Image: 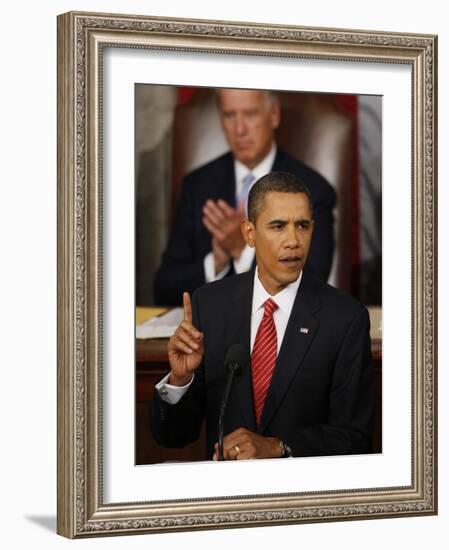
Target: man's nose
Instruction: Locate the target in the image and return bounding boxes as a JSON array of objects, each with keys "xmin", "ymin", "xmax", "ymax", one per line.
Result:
[
  {"xmin": 284, "ymin": 225, "xmax": 299, "ymax": 247},
  {"xmin": 234, "ymin": 114, "xmax": 246, "ymax": 135}
]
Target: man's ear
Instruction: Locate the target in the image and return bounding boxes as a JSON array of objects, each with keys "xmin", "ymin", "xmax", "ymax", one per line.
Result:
[{"xmin": 241, "ymin": 219, "xmax": 256, "ymax": 247}]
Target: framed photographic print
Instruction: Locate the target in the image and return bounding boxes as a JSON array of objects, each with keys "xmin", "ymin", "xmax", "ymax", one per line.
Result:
[
  {"xmin": 57, "ymin": 11, "xmax": 437, "ymax": 538},
  {"xmin": 134, "ymin": 83, "xmax": 383, "ymax": 465}
]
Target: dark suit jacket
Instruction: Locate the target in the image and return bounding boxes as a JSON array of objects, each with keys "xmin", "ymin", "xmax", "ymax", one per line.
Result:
[
  {"xmin": 153, "ymin": 150, "xmax": 336, "ymax": 306},
  {"xmin": 151, "ymin": 269, "xmax": 374, "ymax": 459}
]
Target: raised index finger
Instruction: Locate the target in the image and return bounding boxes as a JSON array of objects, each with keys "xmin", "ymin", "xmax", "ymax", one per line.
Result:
[{"xmin": 183, "ymin": 292, "xmax": 193, "ymax": 323}]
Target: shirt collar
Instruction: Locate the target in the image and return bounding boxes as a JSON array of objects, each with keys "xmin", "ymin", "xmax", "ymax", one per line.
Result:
[
  {"xmin": 234, "ymin": 143, "xmax": 277, "ymax": 188},
  {"xmin": 252, "ymin": 267, "xmax": 302, "ymax": 317}
]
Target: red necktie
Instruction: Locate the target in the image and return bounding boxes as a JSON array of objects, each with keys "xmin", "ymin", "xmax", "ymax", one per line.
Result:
[{"xmin": 251, "ymin": 298, "xmax": 278, "ymax": 425}]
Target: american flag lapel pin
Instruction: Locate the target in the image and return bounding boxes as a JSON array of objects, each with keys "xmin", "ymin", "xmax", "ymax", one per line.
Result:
[{"xmin": 300, "ymin": 327, "xmax": 309, "ymax": 334}]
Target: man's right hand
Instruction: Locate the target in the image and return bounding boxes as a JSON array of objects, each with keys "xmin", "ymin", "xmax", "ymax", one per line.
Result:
[
  {"xmin": 167, "ymin": 292, "xmax": 204, "ymax": 387},
  {"xmin": 202, "ymin": 199, "xmax": 246, "ymax": 260}
]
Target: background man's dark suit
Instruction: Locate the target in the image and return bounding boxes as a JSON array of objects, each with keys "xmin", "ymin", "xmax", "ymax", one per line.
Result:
[
  {"xmin": 151, "ymin": 268, "xmax": 374, "ymax": 459},
  {"xmin": 153, "ymin": 150, "xmax": 336, "ymax": 306}
]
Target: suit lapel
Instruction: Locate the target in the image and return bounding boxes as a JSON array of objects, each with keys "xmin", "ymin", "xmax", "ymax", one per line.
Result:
[
  {"xmin": 221, "ymin": 153, "xmax": 237, "ymax": 207},
  {"xmin": 258, "ymin": 272, "xmax": 322, "ymax": 433},
  {"xmin": 225, "ymin": 271, "xmax": 257, "ymax": 431},
  {"xmin": 271, "ymin": 149, "xmax": 285, "ymax": 172}
]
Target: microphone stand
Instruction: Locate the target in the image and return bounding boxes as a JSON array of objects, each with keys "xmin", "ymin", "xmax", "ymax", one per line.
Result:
[{"xmin": 218, "ymin": 363, "xmax": 239, "ymax": 461}]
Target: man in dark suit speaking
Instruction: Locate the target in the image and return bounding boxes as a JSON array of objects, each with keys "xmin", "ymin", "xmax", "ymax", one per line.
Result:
[
  {"xmin": 151, "ymin": 172, "xmax": 374, "ymax": 460},
  {"xmin": 153, "ymin": 89, "xmax": 336, "ymax": 306}
]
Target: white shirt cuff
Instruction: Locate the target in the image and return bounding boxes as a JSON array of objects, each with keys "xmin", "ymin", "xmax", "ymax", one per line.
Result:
[
  {"xmin": 203, "ymin": 252, "xmax": 231, "ymax": 282},
  {"xmin": 233, "ymin": 245, "xmax": 255, "ymax": 274},
  {"xmin": 155, "ymin": 372, "xmax": 195, "ymax": 405}
]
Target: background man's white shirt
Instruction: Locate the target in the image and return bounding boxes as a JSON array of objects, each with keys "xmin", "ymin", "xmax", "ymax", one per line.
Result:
[{"xmin": 203, "ymin": 145, "xmax": 277, "ymax": 281}]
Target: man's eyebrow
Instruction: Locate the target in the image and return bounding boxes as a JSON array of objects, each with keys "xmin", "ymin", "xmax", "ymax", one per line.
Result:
[
  {"xmin": 267, "ymin": 218, "xmax": 311, "ymax": 225},
  {"xmin": 267, "ymin": 218, "xmax": 287, "ymax": 226}
]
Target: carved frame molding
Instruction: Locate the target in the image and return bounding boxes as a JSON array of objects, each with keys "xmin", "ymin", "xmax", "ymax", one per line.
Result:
[{"xmin": 57, "ymin": 11, "xmax": 437, "ymax": 538}]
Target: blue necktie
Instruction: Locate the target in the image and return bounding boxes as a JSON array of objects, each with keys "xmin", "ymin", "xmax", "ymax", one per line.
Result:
[{"xmin": 238, "ymin": 173, "xmax": 256, "ymax": 213}]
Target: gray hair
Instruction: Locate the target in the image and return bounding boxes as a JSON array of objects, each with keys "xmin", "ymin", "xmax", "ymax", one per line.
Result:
[{"xmin": 215, "ymin": 88, "xmax": 279, "ymax": 109}]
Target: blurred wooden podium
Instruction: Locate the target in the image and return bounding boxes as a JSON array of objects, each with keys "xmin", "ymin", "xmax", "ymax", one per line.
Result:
[{"xmin": 136, "ymin": 307, "xmax": 382, "ymax": 465}]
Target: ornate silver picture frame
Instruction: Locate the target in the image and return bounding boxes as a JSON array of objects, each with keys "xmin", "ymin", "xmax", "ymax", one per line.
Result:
[{"xmin": 57, "ymin": 11, "xmax": 437, "ymax": 538}]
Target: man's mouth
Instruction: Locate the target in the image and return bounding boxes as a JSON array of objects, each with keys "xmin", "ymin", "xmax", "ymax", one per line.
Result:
[
  {"xmin": 279, "ymin": 256, "xmax": 302, "ymax": 266},
  {"xmin": 236, "ymin": 141, "xmax": 252, "ymax": 149}
]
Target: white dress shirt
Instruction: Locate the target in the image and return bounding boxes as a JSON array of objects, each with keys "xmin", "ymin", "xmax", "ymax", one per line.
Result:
[
  {"xmin": 156, "ymin": 268, "xmax": 303, "ymax": 403},
  {"xmin": 203, "ymin": 144, "xmax": 277, "ymax": 282},
  {"xmin": 250, "ymin": 268, "xmax": 302, "ymax": 354}
]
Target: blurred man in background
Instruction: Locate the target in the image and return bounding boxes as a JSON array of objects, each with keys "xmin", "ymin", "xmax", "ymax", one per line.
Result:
[{"xmin": 154, "ymin": 89, "xmax": 336, "ymax": 306}]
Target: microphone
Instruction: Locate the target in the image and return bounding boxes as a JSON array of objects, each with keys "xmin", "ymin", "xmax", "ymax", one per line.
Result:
[{"xmin": 218, "ymin": 344, "xmax": 247, "ymax": 461}]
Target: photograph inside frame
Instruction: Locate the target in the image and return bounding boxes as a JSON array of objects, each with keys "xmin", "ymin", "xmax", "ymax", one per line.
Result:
[{"xmin": 134, "ymin": 84, "xmax": 382, "ymax": 466}]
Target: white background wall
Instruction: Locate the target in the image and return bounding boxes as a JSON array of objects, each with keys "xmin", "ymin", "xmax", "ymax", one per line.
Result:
[{"xmin": 0, "ymin": 1, "xmax": 446, "ymax": 548}]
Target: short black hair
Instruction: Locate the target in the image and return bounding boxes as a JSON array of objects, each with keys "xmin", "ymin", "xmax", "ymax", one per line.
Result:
[{"xmin": 247, "ymin": 171, "xmax": 313, "ymax": 224}]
